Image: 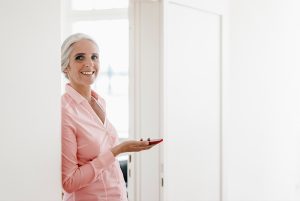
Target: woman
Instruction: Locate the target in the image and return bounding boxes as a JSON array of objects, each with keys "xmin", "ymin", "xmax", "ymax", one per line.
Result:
[{"xmin": 61, "ymin": 33, "xmax": 154, "ymax": 201}]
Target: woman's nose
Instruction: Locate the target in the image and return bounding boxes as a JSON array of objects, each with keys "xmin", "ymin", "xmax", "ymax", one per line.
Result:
[{"xmin": 84, "ymin": 59, "xmax": 94, "ymax": 67}]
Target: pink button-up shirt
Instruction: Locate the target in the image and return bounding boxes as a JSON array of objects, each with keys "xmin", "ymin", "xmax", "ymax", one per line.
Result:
[{"xmin": 61, "ymin": 84, "xmax": 127, "ymax": 201}]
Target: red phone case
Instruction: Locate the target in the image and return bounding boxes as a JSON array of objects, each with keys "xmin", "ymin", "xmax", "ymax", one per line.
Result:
[{"xmin": 148, "ymin": 138, "xmax": 163, "ymax": 145}]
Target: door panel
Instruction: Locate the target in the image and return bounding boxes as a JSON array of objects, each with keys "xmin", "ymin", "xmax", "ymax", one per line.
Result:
[{"xmin": 164, "ymin": 2, "xmax": 221, "ymax": 201}]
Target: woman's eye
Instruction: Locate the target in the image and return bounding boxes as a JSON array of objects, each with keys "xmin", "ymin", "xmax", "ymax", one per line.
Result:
[
  {"xmin": 91, "ymin": 55, "xmax": 98, "ymax": 60},
  {"xmin": 75, "ymin": 55, "xmax": 84, "ymax": 61}
]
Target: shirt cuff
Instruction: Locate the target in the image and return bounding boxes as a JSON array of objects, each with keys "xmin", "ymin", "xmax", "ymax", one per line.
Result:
[{"xmin": 90, "ymin": 150, "xmax": 116, "ymax": 175}]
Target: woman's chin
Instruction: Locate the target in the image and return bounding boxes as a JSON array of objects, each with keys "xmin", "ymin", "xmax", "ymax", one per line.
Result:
[
  {"xmin": 83, "ymin": 77, "xmax": 96, "ymax": 85},
  {"xmin": 86, "ymin": 80, "xmax": 95, "ymax": 85}
]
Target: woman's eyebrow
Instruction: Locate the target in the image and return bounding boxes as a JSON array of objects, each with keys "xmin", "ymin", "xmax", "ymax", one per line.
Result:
[
  {"xmin": 74, "ymin": 53, "xmax": 85, "ymax": 57},
  {"xmin": 74, "ymin": 53, "xmax": 98, "ymax": 56}
]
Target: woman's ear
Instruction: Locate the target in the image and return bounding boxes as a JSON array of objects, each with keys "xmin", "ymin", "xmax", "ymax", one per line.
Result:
[
  {"xmin": 63, "ymin": 67, "xmax": 69, "ymax": 79},
  {"xmin": 63, "ymin": 66, "xmax": 69, "ymax": 73},
  {"xmin": 63, "ymin": 67, "xmax": 69, "ymax": 78}
]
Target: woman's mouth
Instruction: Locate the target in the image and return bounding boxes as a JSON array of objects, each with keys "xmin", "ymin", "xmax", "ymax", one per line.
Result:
[{"xmin": 81, "ymin": 71, "xmax": 95, "ymax": 75}]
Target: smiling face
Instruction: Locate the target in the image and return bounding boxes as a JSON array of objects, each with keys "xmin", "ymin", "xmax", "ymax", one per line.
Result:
[{"xmin": 65, "ymin": 39, "xmax": 99, "ymax": 88}]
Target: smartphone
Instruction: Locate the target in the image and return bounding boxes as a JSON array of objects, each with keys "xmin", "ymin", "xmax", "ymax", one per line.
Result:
[{"xmin": 148, "ymin": 138, "xmax": 163, "ymax": 145}]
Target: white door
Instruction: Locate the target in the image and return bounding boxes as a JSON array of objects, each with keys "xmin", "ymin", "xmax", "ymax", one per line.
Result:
[{"xmin": 163, "ymin": 1, "xmax": 222, "ymax": 201}]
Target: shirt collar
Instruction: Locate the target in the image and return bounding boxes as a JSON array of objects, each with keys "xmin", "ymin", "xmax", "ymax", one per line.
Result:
[{"xmin": 65, "ymin": 84, "xmax": 99, "ymax": 104}]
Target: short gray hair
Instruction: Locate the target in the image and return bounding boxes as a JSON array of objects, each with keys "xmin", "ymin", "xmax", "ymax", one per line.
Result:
[{"xmin": 61, "ymin": 33, "xmax": 99, "ymax": 78}]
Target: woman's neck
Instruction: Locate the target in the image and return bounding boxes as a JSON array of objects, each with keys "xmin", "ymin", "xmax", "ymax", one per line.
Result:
[{"xmin": 70, "ymin": 82, "xmax": 92, "ymax": 102}]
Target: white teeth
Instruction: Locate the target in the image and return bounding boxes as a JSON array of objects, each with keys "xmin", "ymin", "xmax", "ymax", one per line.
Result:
[{"xmin": 81, "ymin": 71, "xmax": 94, "ymax": 75}]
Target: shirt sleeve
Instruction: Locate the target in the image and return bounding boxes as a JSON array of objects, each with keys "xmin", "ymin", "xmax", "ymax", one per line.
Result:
[{"xmin": 61, "ymin": 109, "xmax": 116, "ymax": 193}]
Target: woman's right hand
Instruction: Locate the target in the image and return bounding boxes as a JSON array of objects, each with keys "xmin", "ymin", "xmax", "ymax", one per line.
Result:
[{"xmin": 111, "ymin": 140, "xmax": 153, "ymax": 157}]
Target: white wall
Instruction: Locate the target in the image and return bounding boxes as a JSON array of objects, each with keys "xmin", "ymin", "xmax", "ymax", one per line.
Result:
[
  {"xmin": 0, "ymin": 0, "xmax": 61, "ymax": 200},
  {"xmin": 224, "ymin": 0, "xmax": 300, "ymax": 200}
]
